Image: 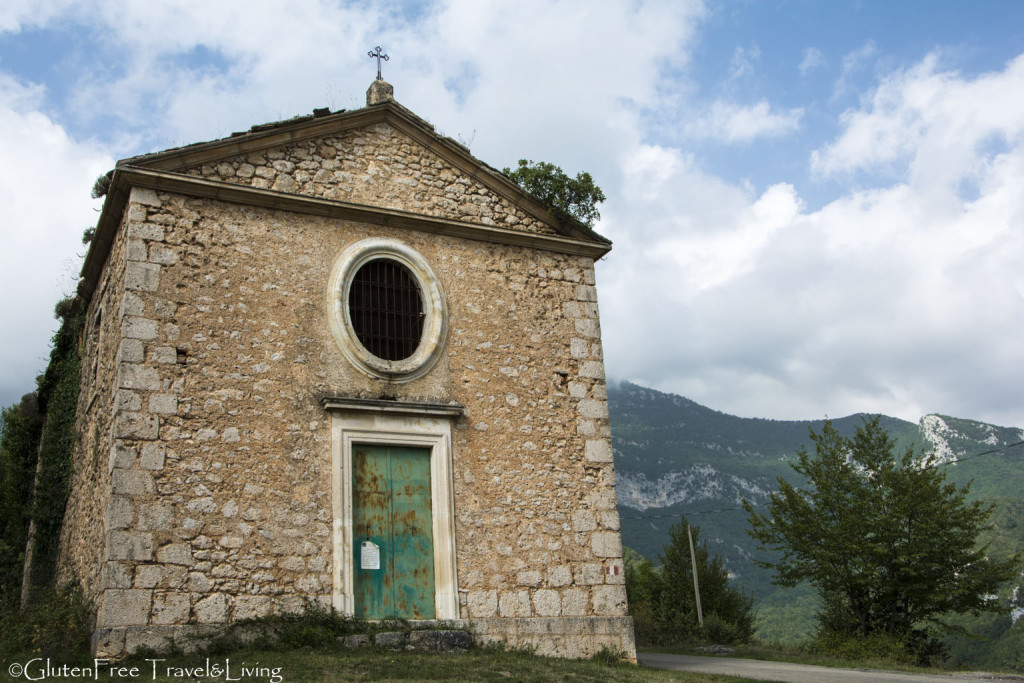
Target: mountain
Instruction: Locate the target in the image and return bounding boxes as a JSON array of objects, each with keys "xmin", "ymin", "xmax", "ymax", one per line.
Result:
[{"xmin": 609, "ymin": 381, "xmax": 1024, "ymax": 661}]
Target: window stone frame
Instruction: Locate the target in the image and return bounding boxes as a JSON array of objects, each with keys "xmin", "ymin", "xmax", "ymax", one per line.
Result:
[{"xmin": 328, "ymin": 238, "xmax": 446, "ymax": 382}]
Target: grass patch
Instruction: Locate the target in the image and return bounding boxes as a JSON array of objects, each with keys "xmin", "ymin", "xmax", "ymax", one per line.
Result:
[{"xmin": 113, "ymin": 646, "xmax": 752, "ymax": 683}]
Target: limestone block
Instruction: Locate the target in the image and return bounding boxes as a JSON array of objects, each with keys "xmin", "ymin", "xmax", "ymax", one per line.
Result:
[
  {"xmin": 115, "ymin": 390, "xmax": 142, "ymax": 413},
  {"xmin": 533, "ymin": 589, "xmax": 561, "ymax": 617},
  {"xmin": 105, "ymin": 562, "xmax": 132, "ymax": 589},
  {"xmin": 139, "ymin": 443, "xmax": 166, "ymax": 470},
  {"xmin": 574, "ymin": 285, "xmax": 598, "ymax": 302},
  {"xmin": 158, "ymin": 543, "xmax": 195, "ymax": 566},
  {"xmin": 194, "ymin": 593, "xmax": 229, "ymax": 623},
  {"xmin": 340, "ymin": 634, "xmax": 370, "ymax": 649},
  {"xmin": 113, "ymin": 411, "xmax": 157, "ymax": 438},
  {"xmin": 375, "ymin": 631, "xmax": 408, "ymax": 648},
  {"xmin": 588, "ymin": 489, "xmax": 618, "ymax": 510},
  {"xmin": 574, "ymin": 563, "xmax": 603, "ymax": 586},
  {"xmin": 592, "ymin": 532, "xmax": 623, "ymax": 558},
  {"xmin": 516, "ymin": 570, "xmax": 541, "ymax": 587},
  {"xmin": 567, "ymin": 382, "xmax": 587, "ymax": 399},
  {"xmin": 189, "ymin": 572, "xmax": 212, "ymax": 593},
  {"xmin": 98, "ymin": 589, "xmax": 152, "ymax": 627},
  {"xmin": 112, "ymin": 469, "xmax": 155, "ymax": 496},
  {"xmin": 105, "ymin": 496, "xmax": 135, "ymax": 530},
  {"xmin": 118, "ymin": 339, "xmax": 144, "ymax": 363},
  {"xmin": 148, "ymin": 394, "xmax": 178, "ymax": 415},
  {"xmin": 585, "ymin": 440, "xmax": 613, "ymax": 463},
  {"xmin": 560, "ymin": 588, "xmax": 588, "ymax": 617},
  {"xmin": 151, "ymin": 593, "xmax": 191, "ymax": 625},
  {"xmin": 118, "ymin": 363, "xmax": 161, "ymax": 390},
  {"xmin": 580, "ymin": 361, "xmax": 605, "ymax": 379},
  {"xmin": 130, "ymin": 187, "xmax": 161, "ymax": 207},
  {"xmin": 600, "ymin": 510, "xmax": 620, "ymax": 530},
  {"xmin": 128, "ymin": 222, "xmax": 165, "ymax": 241},
  {"xmin": 548, "ymin": 565, "xmax": 572, "ymax": 587},
  {"xmin": 107, "ymin": 531, "xmax": 154, "ymax": 561},
  {"xmin": 467, "ymin": 590, "xmax": 497, "ymax": 618},
  {"xmin": 125, "ymin": 262, "xmax": 161, "ymax": 292},
  {"xmin": 574, "ymin": 318, "xmax": 600, "ymax": 338},
  {"xmin": 233, "ymin": 595, "xmax": 273, "ymax": 620},
  {"xmin": 219, "ymin": 535, "xmax": 243, "ymax": 549},
  {"xmin": 126, "ymin": 239, "xmax": 148, "ymax": 262},
  {"xmin": 122, "ymin": 316, "xmax": 158, "ymax": 341},
  {"xmin": 408, "ymin": 630, "xmax": 472, "ymax": 653},
  {"xmin": 604, "ymin": 561, "xmax": 625, "ymax": 585},
  {"xmin": 151, "ymin": 346, "xmax": 178, "ymax": 364},
  {"xmin": 563, "ymin": 302, "xmax": 581, "ymax": 318},
  {"xmin": 272, "ymin": 175, "xmax": 297, "ymax": 193},
  {"xmin": 145, "ymin": 243, "xmax": 178, "ymax": 266},
  {"xmin": 186, "ymin": 498, "xmax": 217, "ymax": 513},
  {"xmin": 593, "ymin": 585, "xmax": 627, "ymax": 616},
  {"xmin": 572, "ymin": 510, "xmax": 596, "ymax": 532},
  {"xmin": 93, "ymin": 627, "xmax": 126, "ymax": 659},
  {"xmin": 138, "ymin": 502, "xmax": 172, "ymax": 531},
  {"xmin": 498, "ymin": 590, "xmax": 531, "ymax": 617},
  {"xmin": 579, "ymin": 399, "xmax": 609, "ymax": 421},
  {"xmin": 134, "ymin": 565, "xmax": 163, "ymax": 588}
]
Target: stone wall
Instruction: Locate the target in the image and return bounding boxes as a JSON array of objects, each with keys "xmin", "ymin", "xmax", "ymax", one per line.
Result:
[
  {"xmin": 184, "ymin": 122, "xmax": 556, "ymax": 236},
  {"xmin": 57, "ymin": 199, "xmax": 137, "ymax": 602}
]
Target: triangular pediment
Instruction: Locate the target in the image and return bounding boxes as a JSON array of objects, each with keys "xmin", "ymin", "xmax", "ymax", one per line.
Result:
[{"xmin": 118, "ymin": 102, "xmax": 608, "ymax": 245}]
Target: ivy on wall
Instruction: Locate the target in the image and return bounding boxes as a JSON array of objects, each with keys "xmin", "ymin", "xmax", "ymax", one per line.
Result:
[{"xmin": 0, "ymin": 298, "xmax": 83, "ymax": 605}]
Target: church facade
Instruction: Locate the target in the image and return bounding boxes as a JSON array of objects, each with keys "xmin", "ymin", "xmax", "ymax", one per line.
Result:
[{"xmin": 58, "ymin": 81, "xmax": 633, "ymax": 658}]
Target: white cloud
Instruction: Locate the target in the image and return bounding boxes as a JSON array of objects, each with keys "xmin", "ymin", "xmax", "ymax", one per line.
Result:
[
  {"xmin": 728, "ymin": 44, "xmax": 761, "ymax": 82},
  {"xmin": 0, "ymin": 1, "xmax": 1022, "ymax": 430},
  {"xmin": 799, "ymin": 47, "xmax": 825, "ymax": 76},
  {"xmin": 0, "ymin": 73, "xmax": 113, "ymax": 404},
  {"xmin": 602, "ymin": 51, "xmax": 1024, "ymax": 426},
  {"xmin": 831, "ymin": 40, "xmax": 878, "ymax": 102},
  {"xmin": 813, "ymin": 53, "xmax": 1024, "ymax": 188},
  {"xmin": 685, "ymin": 99, "xmax": 804, "ymax": 143}
]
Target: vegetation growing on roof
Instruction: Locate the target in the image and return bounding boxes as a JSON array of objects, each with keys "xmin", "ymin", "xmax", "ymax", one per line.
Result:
[{"xmin": 502, "ymin": 159, "xmax": 606, "ymax": 228}]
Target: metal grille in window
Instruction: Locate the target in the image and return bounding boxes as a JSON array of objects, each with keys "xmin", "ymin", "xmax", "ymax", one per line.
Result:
[{"xmin": 348, "ymin": 259, "xmax": 425, "ymax": 361}]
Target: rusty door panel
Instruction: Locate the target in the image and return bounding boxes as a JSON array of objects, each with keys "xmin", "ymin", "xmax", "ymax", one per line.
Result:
[{"xmin": 352, "ymin": 445, "xmax": 435, "ymax": 619}]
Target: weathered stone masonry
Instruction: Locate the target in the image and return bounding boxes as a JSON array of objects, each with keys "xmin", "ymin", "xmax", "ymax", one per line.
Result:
[{"xmin": 58, "ymin": 84, "xmax": 634, "ymax": 659}]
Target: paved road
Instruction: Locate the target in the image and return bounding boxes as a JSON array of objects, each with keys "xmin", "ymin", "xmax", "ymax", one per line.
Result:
[{"xmin": 638, "ymin": 653, "xmax": 1024, "ymax": 683}]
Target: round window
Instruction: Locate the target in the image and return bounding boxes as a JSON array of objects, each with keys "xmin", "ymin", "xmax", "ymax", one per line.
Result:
[
  {"xmin": 328, "ymin": 239, "xmax": 446, "ymax": 381},
  {"xmin": 348, "ymin": 258, "xmax": 424, "ymax": 361}
]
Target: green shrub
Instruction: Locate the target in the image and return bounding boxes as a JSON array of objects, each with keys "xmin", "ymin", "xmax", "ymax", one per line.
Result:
[
  {"xmin": 0, "ymin": 585, "xmax": 92, "ymax": 662},
  {"xmin": 810, "ymin": 627, "xmax": 946, "ymax": 667}
]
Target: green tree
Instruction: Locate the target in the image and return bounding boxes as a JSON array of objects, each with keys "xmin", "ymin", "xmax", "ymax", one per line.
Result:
[
  {"xmin": 656, "ymin": 518, "xmax": 755, "ymax": 644},
  {"xmin": 624, "ymin": 547, "xmax": 662, "ymax": 644},
  {"xmin": 0, "ymin": 394, "xmax": 43, "ymax": 606},
  {"xmin": 745, "ymin": 417, "xmax": 1019, "ymax": 654},
  {"xmin": 502, "ymin": 159, "xmax": 606, "ymax": 227}
]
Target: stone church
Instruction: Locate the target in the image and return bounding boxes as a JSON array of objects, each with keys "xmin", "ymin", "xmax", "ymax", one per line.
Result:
[{"xmin": 57, "ymin": 78, "xmax": 633, "ymax": 659}]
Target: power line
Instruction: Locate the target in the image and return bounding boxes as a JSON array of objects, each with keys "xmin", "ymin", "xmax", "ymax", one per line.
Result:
[{"xmin": 618, "ymin": 439, "xmax": 1024, "ymax": 521}]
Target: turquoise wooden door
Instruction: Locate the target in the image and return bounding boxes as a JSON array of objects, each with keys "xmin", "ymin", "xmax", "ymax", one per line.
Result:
[{"xmin": 352, "ymin": 445, "xmax": 436, "ymax": 619}]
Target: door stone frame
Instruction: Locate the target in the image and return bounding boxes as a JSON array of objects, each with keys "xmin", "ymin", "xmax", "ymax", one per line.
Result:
[{"xmin": 325, "ymin": 398, "xmax": 461, "ymax": 619}]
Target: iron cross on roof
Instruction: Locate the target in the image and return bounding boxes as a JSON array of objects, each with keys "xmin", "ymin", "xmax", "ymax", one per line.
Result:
[{"xmin": 368, "ymin": 46, "xmax": 389, "ymax": 81}]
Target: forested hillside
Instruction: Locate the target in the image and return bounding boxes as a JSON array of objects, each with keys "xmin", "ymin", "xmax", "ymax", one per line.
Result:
[{"xmin": 609, "ymin": 381, "xmax": 1024, "ymax": 669}]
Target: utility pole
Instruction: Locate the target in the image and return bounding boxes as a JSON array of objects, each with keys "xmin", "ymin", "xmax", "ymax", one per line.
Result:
[{"xmin": 688, "ymin": 524, "xmax": 704, "ymax": 626}]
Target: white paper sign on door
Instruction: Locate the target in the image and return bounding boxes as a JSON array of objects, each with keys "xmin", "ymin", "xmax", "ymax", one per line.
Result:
[{"xmin": 360, "ymin": 541, "xmax": 380, "ymax": 570}]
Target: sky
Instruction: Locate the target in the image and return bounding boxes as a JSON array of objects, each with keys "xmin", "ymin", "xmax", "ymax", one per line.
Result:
[{"xmin": 1, "ymin": 0, "xmax": 1022, "ymax": 428}]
